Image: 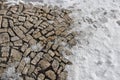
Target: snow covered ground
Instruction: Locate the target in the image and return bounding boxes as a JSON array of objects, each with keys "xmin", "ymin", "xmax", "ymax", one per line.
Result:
[{"xmin": 7, "ymin": 0, "xmax": 120, "ymax": 80}]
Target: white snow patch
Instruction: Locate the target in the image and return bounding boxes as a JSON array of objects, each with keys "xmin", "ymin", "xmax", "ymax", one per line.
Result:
[
  {"xmin": 1, "ymin": 66, "xmax": 21, "ymax": 80},
  {"xmin": 31, "ymin": 43, "xmax": 43, "ymax": 52},
  {"xmin": 23, "ymin": 57, "xmax": 30, "ymax": 63}
]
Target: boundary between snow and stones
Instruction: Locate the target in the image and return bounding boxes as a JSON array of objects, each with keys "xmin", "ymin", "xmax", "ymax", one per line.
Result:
[{"xmin": 0, "ymin": 0, "xmax": 77, "ymax": 80}]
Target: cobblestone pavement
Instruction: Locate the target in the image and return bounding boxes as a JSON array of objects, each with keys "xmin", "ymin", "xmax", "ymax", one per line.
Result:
[{"xmin": 0, "ymin": 0, "xmax": 76, "ymax": 80}]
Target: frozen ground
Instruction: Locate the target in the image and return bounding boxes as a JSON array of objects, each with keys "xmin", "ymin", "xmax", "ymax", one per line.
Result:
[{"xmin": 7, "ymin": 0, "xmax": 120, "ymax": 80}]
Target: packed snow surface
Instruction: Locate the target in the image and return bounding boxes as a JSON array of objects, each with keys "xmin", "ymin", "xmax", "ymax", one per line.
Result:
[{"xmin": 7, "ymin": 0, "xmax": 120, "ymax": 80}]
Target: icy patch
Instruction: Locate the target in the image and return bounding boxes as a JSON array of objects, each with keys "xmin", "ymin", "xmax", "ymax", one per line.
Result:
[
  {"xmin": 23, "ymin": 57, "xmax": 30, "ymax": 64},
  {"xmin": 31, "ymin": 43, "xmax": 43, "ymax": 52},
  {"xmin": 1, "ymin": 66, "xmax": 21, "ymax": 80}
]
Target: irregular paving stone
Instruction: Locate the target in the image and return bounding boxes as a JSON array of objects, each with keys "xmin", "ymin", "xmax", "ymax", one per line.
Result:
[
  {"xmin": 18, "ymin": 16, "xmax": 26, "ymax": 22},
  {"xmin": 2, "ymin": 18, "xmax": 8, "ymax": 28},
  {"xmin": 11, "ymin": 49, "xmax": 22, "ymax": 61},
  {"xmin": 31, "ymin": 52, "xmax": 43, "ymax": 65},
  {"xmin": 57, "ymin": 67, "xmax": 63, "ymax": 74},
  {"xmin": 39, "ymin": 59, "xmax": 50, "ymax": 70},
  {"xmin": 0, "ymin": 10, "xmax": 7, "ymax": 15},
  {"xmin": 13, "ymin": 27, "xmax": 25, "ymax": 38},
  {"xmin": 52, "ymin": 60, "xmax": 59, "ymax": 72},
  {"xmin": 46, "ymin": 31, "xmax": 55, "ymax": 37},
  {"xmin": 21, "ymin": 43, "xmax": 28, "ymax": 52},
  {"xmin": 43, "ymin": 54, "xmax": 53, "ymax": 62},
  {"xmin": 13, "ymin": 40, "xmax": 23, "ymax": 46},
  {"xmin": 45, "ymin": 70, "xmax": 56, "ymax": 80},
  {"xmin": 30, "ymin": 52, "xmax": 36, "ymax": 58},
  {"xmin": 0, "ymin": 28, "xmax": 7, "ymax": 33},
  {"xmin": 17, "ymin": 59, "xmax": 26, "ymax": 72},
  {"xmin": 64, "ymin": 49, "xmax": 72, "ymax": 55},
  {"xmin": 48, "ymin": 50, "xmax": 55, "ymax": 57},
  {"xmin": 28, "ymin": 65, "xmax": 35, "ymax": 74},
  {"xmin": 0, "ymin": 33, "xmax": 9, "ymax": 44},
  {"xmin": 0, "ymin": 1, "xmax": 76, "ymax": 80},
  {"xmin": 11, "ymin": 36, "xmax": 20, "ymax": 41},
  {"xmin": 0, "ymin": 16, "xmax": 2, "ymax": 28},
  {"xmin": 24, "ymin": 47, "xmax": 31, "ymax": 56},
  {"xmin": 25, "ymin": 76, "xmax": 34, "ymax": 80},
  {"xmin": 24, "ymin": 21, "xmax": 33, "ymax": 29},
  {"xmin": 68, "ymin": 39, "xmax": 77, "ymax": 46},
  {"xmin": 34, "ymin": 67, "xmax": 41, "ymax": 75},
  {"xmin": 38, "ymin": 73, "xmax": 45, "ymax": 80},
  {"xmin": 8, "ymin": 28, "xmax": 15, "ymax": 36},
  {"xmin": 33, "ymin": 32, "xmax": 41, "ymax": 39},
  {"xmin": 18, "ymin": 2, "xmax": 24, "ymax": 13},
  {"xmin": 58, "ymin": 71, "xmax": 68, "ymax": 80},
  {"xmin": 22, "ymin": 64, "xmax": 30, "ymax": 74},
  {"xmin": 19, "ymin": 26, "xmax": 27, "ymax": 33}
]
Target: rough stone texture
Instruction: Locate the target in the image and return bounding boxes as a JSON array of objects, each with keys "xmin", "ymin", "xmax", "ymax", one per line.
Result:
[
  {"xmin": 11, "ymin": 49, "xmax": 22, "ymax": 61},
  {"xmin": 59, "ymin": 71, "xmax": 68, "ymax": 80},
  {"xmin": 0, "ymin": 16, "xmax": 2, "ymax": 28},
  {"xmin": 45, "ymin": 70, "xmax": 56, "ymax": 80},
  {"xmin": 0, "ymin": 10, "xmax": 7, "ymax": 15},
  {"xmin": 0, "ymin": 33, "xmax": 9, "ymax": 44},
  {"xmin": 2, "ymin": 18, "xmax": 8, "ymax": 28},
  {"xmin": 52, "ymin": 60, "xmax": 59, "ymax": 72},
  {"xmin": 18, "ymin": 16, "xmax": 26, "ymax": 22},
  {"xmin": 39, "ymin": 59, "xmax": 50, "ymax": 69},
  {"xmin": 0, "ymin": 1, "xmax": 76, "ymax": 80},
  {"xmin": 38, "ymin": 73, "xmax": 45, "ymax": 80}
]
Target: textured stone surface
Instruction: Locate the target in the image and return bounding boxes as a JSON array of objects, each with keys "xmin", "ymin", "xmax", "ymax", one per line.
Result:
[
  {"xmin": 0, "ymin": 33, "xmax": 9, "ymax": 44},
  {"xmin": 0, "ymin": 1, "xmax": 76, "ymax": 80},
  {"xmin": 45, "ymin": 70, "xmax": 56, "ymax": 80},
  {"xmin": 39, "ymin": 59, "xmax": 50, "ymax": 69}
]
